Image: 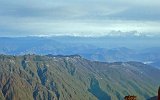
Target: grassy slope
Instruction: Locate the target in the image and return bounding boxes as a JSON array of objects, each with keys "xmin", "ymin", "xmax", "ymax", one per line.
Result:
[{"xmin": 0, "ymin": 55, "xmax": 159, "ymax": 100}]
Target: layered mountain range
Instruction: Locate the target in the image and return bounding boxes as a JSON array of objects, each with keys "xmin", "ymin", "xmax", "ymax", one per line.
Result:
[
  {"xmin": 0, "ymin": 36, "xmax": 160, "ymax": 69},
  {"xmin": 0, "ymin": 54, "xmax": 159, "ymax": 100}
]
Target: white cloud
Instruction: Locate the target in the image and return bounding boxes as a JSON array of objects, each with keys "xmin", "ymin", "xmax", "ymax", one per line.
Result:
[{"xmin": 0, "ymin": 0, "xmax": 160, "ymax": 36}]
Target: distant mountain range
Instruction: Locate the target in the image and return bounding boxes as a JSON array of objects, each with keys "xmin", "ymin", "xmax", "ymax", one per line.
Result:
[
  {"xmin": 0, "ymin": 36, "xmax": 160, "ymax": 69},
  {"xmin": 0, "ymin": 54, "xmax": 160, "ymax": 100}
]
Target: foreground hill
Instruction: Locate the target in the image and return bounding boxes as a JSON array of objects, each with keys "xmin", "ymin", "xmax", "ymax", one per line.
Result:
[{"xmin": 0, "ymin": 54, "xmax": 160, "ymax": 100}]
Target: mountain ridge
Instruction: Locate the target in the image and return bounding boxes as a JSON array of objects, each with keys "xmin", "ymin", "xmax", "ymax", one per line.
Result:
[
  {"xmin": 0, "ymin": 37, "xmax": 160, "ymax": 70},
  {"xmin": 0, "ymin": 54, "xmax": 160, "ymax": 100}
]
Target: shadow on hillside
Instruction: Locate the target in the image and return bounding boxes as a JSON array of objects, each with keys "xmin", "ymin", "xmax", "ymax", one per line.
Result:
[{"xmin": 88, "ymin": 78, "xmax": 111, "ymax": 100}]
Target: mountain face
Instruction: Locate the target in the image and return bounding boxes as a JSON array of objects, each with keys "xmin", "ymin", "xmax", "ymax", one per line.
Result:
[{"xmin": 0, "ymin": 54, "xmax": 160, "ymax": 100}]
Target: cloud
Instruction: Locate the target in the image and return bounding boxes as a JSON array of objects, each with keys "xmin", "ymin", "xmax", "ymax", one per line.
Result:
[
  {"xmin": 0, "ymin": 0, "xmax": 160, "ymax": 36},
  {"xmin": 108, "ymin": 6, "xmax": 160, "ymax": 21}
]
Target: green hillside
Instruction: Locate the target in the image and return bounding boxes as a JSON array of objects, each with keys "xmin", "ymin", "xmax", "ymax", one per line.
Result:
[{"xmin": 0, "ymin": 55, "xmax": 159, "ymax": 100}]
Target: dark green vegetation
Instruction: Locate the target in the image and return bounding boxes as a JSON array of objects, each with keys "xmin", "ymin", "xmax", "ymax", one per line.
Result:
[{"xmin": 0, "ymin": 54, "xmax": 160, "ymax": 100}]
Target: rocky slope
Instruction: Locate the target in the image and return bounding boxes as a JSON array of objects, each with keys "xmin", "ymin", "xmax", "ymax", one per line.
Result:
[{"xmin": 0, "ymin": 54, "xmax": 160, "ymax": 100}]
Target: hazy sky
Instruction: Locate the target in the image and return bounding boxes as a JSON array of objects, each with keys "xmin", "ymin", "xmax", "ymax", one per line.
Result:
[{"xmin": 0, "ymin": 0, "xmax": 160, "ymax": 37}]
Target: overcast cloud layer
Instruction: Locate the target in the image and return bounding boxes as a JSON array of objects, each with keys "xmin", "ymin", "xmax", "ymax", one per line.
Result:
[{"xmin": 0, "ymin": 0, "xmax": 160, "ymax": 37}]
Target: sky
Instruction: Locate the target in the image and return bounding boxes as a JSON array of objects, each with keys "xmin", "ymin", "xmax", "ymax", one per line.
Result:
[{"xmin": 0, "ymin": 0, "xmax": 160, "ymax": 37}]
